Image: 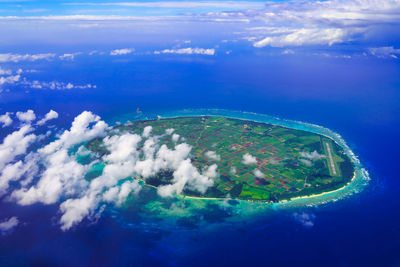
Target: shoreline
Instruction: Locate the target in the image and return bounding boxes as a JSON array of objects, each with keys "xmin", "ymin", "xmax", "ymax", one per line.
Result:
[
  {"xmin": 178, "ymin": 171, "xmax": 357, "ymax": 204},
  {"xmin": 284, "ymin": 171, "xmax": 357, "ymax": 203}
]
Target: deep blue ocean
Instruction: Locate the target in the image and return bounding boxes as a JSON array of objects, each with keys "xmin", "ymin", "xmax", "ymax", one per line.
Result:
[{"xmin": 0, "ymin": 53, "xmax": 399, "ymax": 266}]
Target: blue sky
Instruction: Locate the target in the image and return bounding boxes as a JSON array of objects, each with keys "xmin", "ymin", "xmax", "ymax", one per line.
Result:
[
  {"xmin": 0, "ymin": 0, "xmax": 399, "ymax": 54},
  {"xmin": 0, "ymin": 0, "xmax": 273, "ymax": 16},
  {"xmin": 1, "ymin": 0, "xmax": 399, "ymax": 112}
]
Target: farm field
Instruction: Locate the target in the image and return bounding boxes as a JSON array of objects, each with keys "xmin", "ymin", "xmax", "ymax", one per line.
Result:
[{"xmin": 87, "ymin": 116, "xmax": 355, "ymax": 202}]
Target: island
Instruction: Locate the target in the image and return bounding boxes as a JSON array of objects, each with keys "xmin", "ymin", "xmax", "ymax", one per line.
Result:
[{"xmin": 85, "ymin": 116, "xmax": 355, "ymax": 202}]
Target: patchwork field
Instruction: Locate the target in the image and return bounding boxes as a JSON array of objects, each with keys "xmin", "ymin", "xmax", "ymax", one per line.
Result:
[{"xmin": 86, "ymin": 116, "xmax": 355, "ymax": 202}]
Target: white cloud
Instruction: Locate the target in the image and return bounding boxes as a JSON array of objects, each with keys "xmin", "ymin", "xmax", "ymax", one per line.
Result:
[
  {"xmin": 16, "ymin": 109, "xmax": 36, "ymax": 123},
  {"xmin": 203, "ymin": 0, "xmax": 400, "ymax": 47},
  {"xmin": 110, "ymin": 48, "xmax": 134, "ymax": 56},
  {"xmin": 142, "ymin": 126, "xmax": 152, "ymax": 138},
  {"xmin": 299, "ymin": 150, "xmax": 325, "ymax": 161},
  {"xmin": 230, "ymin": 166, "xmax": 236, "ymax": 175},
  {"xmin": 203, "ymin": 163, "xmax": 218, "ymax": 179},
  {"xmin": 103, "ymin": 133, "xmax": 142, "ymax": 163},
  {"xmin": 293, "ymin": 212, "xmax": 316, "ymax": 227},
  {"xmin": 165, "ymin": 128, "xmax": 174, "ymax": 135},
  {"xmin": 157, "ymin": 158, "xmax": 214, "ymax": 197},
  {"xmin": 0, "ymin": 112, "xmax": 12, "ymax": 127},
  {"xmin": 11, "ymin": 111, "xmax": 108, "ymax": 206},
  {"xmin": 103, "ymin": 180, "xmax": 141, "ymax": 206},
  {"xmin": 253, "ymin": 168, "xmax": 264, "ymax": 178},
  {"xmin": 0, "ymin": 74, "xmax": 20, "ymax": 86},
  {"xmin": 299, "ymin": 158, "xmax": 312, "ymax": 167},
  {"xmin": 59, "ymin": 52, "xmax": 82, "ymax": 60},
  {"xmin": 253, "ymin": 28, "xmax": 347, "ymax": 48},
  {"xmin": 172, "ymin": 133, "xmax": 180, "ymax": 143},
  {"xmin": 0, "ymin": 67, "xmax": 88, "ymax": 93},
  {"xmin": 0, "ymin": 110, "xmax": 218, "ymax": 230},
  {"xmin": 155, "ymin": 47, "xmax": 215, "ymax": 55},
  {"xmin": 0, "ymin": 68, "xmax": 12, "ymax": 75},
  {"xmin": 59, "ymin": 194, "xmax": 97, "ymax": 231},
  {"xmin": 368, "ymin": 46, "xmax": 400, "ymax": 59},
  {"xmin": 41, "ymin": 111, "xmax": 108, "ymax": 155},
  {"xmin": 37, "ymin": 110, "xmax": 59, "ymax": 126},
  {"xmin": 0, "ymin": 217, "xmax": 19, "ymax": 234},
  {"xmin": 205, "ymin": 150, "xmax": 220, "ymax": 161},
  {"xmin": 0, "ymin": 53, "xmax": 55, "ymax": 63},
  {"xmin": 242, "ymin": 153, "xmax": 257, "ymax": 165},
  {"xmin": 0, "ymin": 124, "xmax": 36, "ymax": 170},
  {"xmin": 0, "ymin": 153, "xmax": 39, "ymax": 196},
  {"xmin": 22, "ymin": 79, "xmax": 96, "ymax": 90},
  {"xmin": 282, "ymin": 49, "xmax": 295, "ymax": 55}
]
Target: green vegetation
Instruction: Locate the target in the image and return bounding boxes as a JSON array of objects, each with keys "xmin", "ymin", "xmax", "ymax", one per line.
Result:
[{"xmin": 86, "ymin": 116, "xmax": 355, "ymax": 202}]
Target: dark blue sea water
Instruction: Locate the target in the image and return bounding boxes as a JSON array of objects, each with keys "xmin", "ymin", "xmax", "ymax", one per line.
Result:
[{"xmin": 0, "ymin": 54, "xmax": 399, "ymax": 266}]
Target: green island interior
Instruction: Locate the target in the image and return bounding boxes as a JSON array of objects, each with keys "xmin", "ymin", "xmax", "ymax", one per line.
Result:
[{"xmin": 86, "ymin": 116, "xmax": 355, "ymax": 202}]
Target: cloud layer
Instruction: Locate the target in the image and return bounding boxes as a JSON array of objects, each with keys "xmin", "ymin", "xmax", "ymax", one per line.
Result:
[
  {"xmin": 0, "ymin": 217, "xmax": 19, "ymax": 235},
  {"xmin": 155, "ymin": 47, "xmax": 215, "ymax": 55},
  {"xmin": 0, "ymin": 110, "xmax": 217, "ymax": 230}
]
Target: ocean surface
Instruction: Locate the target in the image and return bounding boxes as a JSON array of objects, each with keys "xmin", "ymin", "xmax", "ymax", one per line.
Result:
[{"xmin": 0, "ymin": 55, "xmax": 399, "ymax": 266}]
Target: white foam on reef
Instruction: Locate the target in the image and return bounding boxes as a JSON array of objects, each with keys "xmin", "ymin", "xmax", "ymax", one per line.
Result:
[{"xmin": 110, "ymin": 108, "xmax": 370, "ymax": 209}]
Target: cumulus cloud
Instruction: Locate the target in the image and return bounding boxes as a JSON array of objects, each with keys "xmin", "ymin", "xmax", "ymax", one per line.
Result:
[
  {"xmin": 0, "ymin": 122, "xmax": 39, "ymax": 196},
  {"xmin": 253, "ymin": 28, "xmax": 347, "ymax": 48},
  {"xmin": 0, "ymin": 124, "xmax": 36, "ymax": 170},
  {"xmin": 172, "ymin": 133, "xmax": 180, "ymax": 143},
  {"xmin": 282, "ymin": 49, "xmax": 295, "ymax": 55},
  {"xmin": 22, "ymin": 80, "xmax": 96, "ymax": 90},
  {"xmin": 205, "ymin": 150, "xmax": 221, "ymax": 161},
  {"xmin": 0, "ymin": 112, "xmax": 12, "ymax": 127},
  {"xmin": 293, "ymin": 212, "xmax": 316, "ymax": 227},
  {"xmin": 110, "ymin": 48, "xmax": 134, "ymax": 56},
  {"xmin": 42, "ymin": 111, "xmax": 108, "ymax": 155},
  {"xmin": 16, "ymin": 110, "xmax": 36, "ymax": 123},
  {"xmin": 0, "ymin": 110, "xmax": 219, "ymax": 230},
  {"xmin": 253, "ymin": 168, "xmax": 264, "ymax": 178},
  {"xmin": 157, "ymin": 159, "xmax": 214, "ymax": 197},
  {"xmin": 299, "ymin": 150, "xmax": 325, "ymax": 161},
  {"xmin": 155, "ymin": 47, "xmax": 215, "ymax": 55},
  {"xmin": 142, "ymin": 126, "xmax": 152, "ymax": 138},
  {"xmin": 59, "ymin": 52, "xmax": 82, "ymax": 60},
  {"xmin": 103, "ymin": 180, "xmax": 141, "ymax": 206},
  {"xmin": 0, "ymin": 74, "xmax": 20, "ymax": 86},
  {"xmin": 0, "ymin": 53, "xmax": 55, "ymax": 63},
  {"xmin": 0, "ymin": 153, "xmax": 39, "ymax": 196},
  {"xmin": 0, "ymin": 68, "xmax": 12, "ymax": 75},
  {"xmin": 203, "ymin": 0, "xmax": 400, "ymax": 47},
  {"xmin": 37, "ymin": 110, "xmax": 59, "ymax": 126},
  {"xmin": 242, "ymin": 153, "xmax": 257, "ymax": 165},
  {"xmin": 299, "ymin": 158, "xmax": 312, "ymax": 167},
  {"xmin": 368, "ymin": 46, "xmax": 400, "ymax": 59},
  {"xmin": 203, "ymin": 164, "xmax": 218, "ymax": 179},
  {"xmin": 11, "ymin": 111, "xmax": 108, "ymax": 206},
  {"xmin": 0, "ymin": 217, "xmax": 19, "ymax": 234},
  {"xmin": 0, "ymin": 70, "xmax": 90, "ymax": 92},
  {"xmin": 165, "ymin": 128, "xmax": 174, "ymax": 135}
]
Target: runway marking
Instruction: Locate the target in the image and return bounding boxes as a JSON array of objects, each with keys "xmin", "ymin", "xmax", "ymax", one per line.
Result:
[{"xmin": 325, "ymin": 142, "xmax": 337, "ymax": 176}]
